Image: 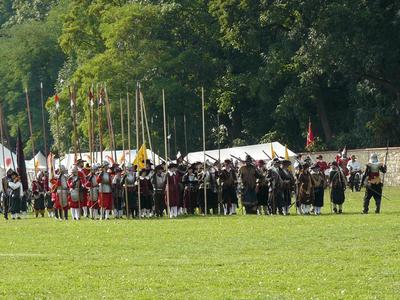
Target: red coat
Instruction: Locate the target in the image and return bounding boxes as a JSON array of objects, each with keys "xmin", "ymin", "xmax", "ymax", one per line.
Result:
[{"xmin": 164, "ymin": 172, "xmax": 180, "ymax": 207}]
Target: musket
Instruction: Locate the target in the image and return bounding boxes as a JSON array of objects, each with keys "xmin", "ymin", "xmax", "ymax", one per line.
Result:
[
  {"xmin": 205, "ymin": 153, "xmax": 218, "ymax": 162},
  {"xmin": 262, "ymin": 150, "xmax": 272, "ymax": 160},
  {"xmin": 363, "ymin": 184, "xmax": 391, "ymax": 201},
  {"xmin": 230, "ymin": 154, "xmax": 244, "ymax": 163},
  {"xmin": 382, "ymin": 140, "xmax": 389, "ymax": 186}
]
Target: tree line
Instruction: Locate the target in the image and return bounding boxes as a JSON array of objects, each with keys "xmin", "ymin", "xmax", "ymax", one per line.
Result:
[{"xmin": 0, "ymin": 0, "xmax": 399, "ymax": 159}]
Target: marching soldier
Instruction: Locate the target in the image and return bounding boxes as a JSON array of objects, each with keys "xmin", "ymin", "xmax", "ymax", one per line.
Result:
[
  {"xmin": 138, "ymin": 169, "xmax": 153, "ymax": 218},
  {"xmin": 8, "ymin": 170, "xmax": 23, "ymax": 220},
  {"xmin": 239, "ymin": 155, "xmax": 262, "ymax": 214},
  {"xmin": 165, "ymin": 163, "xmax": 180, "ymax": 218},
  {"xmin": 279, "ymin": 159, "xmax": 295, "ymax": 215},
  {"xmin": 151, "ymin": 164, "xmax": 165, "ymax": 217},
  {"xmin": 219, "ymin": 159, "xmax": 238, "ymax": 215},
  {"xmin": 361, "ymin": 153, "xmax": 387, "ymax": 214},
  {"xmin": 310, "ymin": 163, "xmax": 326, "ymax": 215},
  {"xmin": 297, "ymin": 162, "xmax": 314, "ymax": 215},
  {"xmin": 182, "ymin": 165, "xmax": 198, "ymax": 215},
  {"xmin": 329, "ymin": 161, "xmax": 347, "ymax": 214},
  {"xmin": 68, "ymin": 165, "xmax": 84, "ymax": 220},
  {"xmin": 40, "ymin": 170, "xmax": 54, "ymax": 218},
  {"xmin": 85, "ymin": 163, "xmax": 100, "ymax": 219},
  {"xmin": 255, "ymin": 160, "xmax": 268, "ymax": 215},
  {"xmin": 267, "ymin": 158, "xmax": 283, "ymax": 215},
  {"xmin": 77, "ymin": 160, "xmax": 90, "ymax": 218},
  {"xmin": 122, "ymin": 163, "xmax": 137, "ymax": 218},
  {"xmin": 97, "ymin": 161, "xmax": 113, "ymax": 220},
  {"xmin": 54, "ymin": 166, "xmax": 69, "ymax": 220},
  {"xmin": 1, "ymin": 168, "xmax": 13, "ymax": 220},
  {"xmin": 112, "ymin": 166, "xmax": 124, "ymax": 219},
  {"xmin": 32, "ymin": 172, "xmax": 45, "ymax": 217}
]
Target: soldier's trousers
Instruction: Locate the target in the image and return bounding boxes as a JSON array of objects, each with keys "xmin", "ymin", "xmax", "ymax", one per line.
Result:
[{"xmin": 363, "ymin": 184, "xmax": 382, "ymax": 213}]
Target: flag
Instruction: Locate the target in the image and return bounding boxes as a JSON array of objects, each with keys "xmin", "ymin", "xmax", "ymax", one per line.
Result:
[
  {"xmin": 285, "ymin": 145, "xmax": 292, "ymax": 172},
  {"xmin": 270, "ymin": 143, "xmax": 276, "ymax": 159},
  {"xmin": 306, "ymin": 119, "xmax": 314, "ymax": 148},
  {"xmin": 54, "ymin": 94, "xmax": 60, "ymax": 109},
  {"xmin": 16, "ymin": 127, "xmax": 28, "ymax": 191},
  {"xmin": 34, "ymin": 159, "xmax": 39, "ymax": 173},
  {"xmin": 99, "ymin": 87, "xmax": 105, "ymax": 106},
  {"xmin": 133, "ymin": 143, "xmax": 147, "ymax": 170},
  {"xmin": 119, "ymin": 151, "xmax": 126, "ymax": 164}
]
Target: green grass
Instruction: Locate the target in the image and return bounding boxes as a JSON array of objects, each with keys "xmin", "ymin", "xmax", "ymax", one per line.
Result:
[{"xmin": 0, "ymin": 188, "xmax": 399, "ymax": 299}]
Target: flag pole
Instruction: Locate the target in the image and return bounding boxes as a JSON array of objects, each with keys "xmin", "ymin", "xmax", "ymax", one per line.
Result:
[
  {"xmin": 25, "ymin": 87, "xmax": 37, "ymax": 178},
  {"xmin": 40, "ymin": 82, "xmax": 48, "ymax": 169},
  {"xmin": 0, "ymin": 103, "xmax": 6, "ymax": 171},
  {"xmin": 136, "ymin": 82, "xmax": 141, "ymax": 218},
  {"xmin": 163, "ymin": 89, "xmax": 170, "ymax": 217},
  {"xmin": 127, "ymin": 87, "xmax": 131, "ymax": 162},
  {"xmin": 202, "ymin": 87, "xmax": 207, "ymax": 215}
]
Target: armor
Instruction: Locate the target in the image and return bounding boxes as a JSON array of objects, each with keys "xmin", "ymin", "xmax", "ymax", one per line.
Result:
[
  {"xmin": 69, "ymin": 175, "xmax": 81, "ymax": 202},
  {"xmin": 99, "ymin": 172, "xmax": 112, "ymax": 193},
  {"xmin": 57, "ymin": 174, "xmax": 68, "ymax": 206}
]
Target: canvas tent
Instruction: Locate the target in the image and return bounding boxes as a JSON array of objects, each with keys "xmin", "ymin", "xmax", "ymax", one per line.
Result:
[
  {"xmin": 185, "ymin": 142, "xmax": 296, "ymax": 163},
  {"xmin": 26, "ymin": 151, "xmax": 47, "ymax": 171},
  {"xmin": 56, "ymin": 149, "xmax": 164, "ymax": 170}
]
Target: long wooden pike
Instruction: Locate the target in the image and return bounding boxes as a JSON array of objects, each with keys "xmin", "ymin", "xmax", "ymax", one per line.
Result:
[
  {"xmin": 98, "ymin": 84, "xmax": 104, "ymax": 163},
  {"xmin": 69, "ymin": 85, "xmax": 78, "ymax": 163},
  {"xmin": 88, "ymin": 85, "xmax": 94, "ymax": 165},
  {"xmin": 127, "ymin": 87, "xmax": 131, "ymax": 162},
  {"xmin": 163, "ymin": 89, "xmax": 170, "ymax": 217},
  {"xmin": 120, "ymin": 95, "xmax": 129, "ymax": 218},
  {"xmin": 104, "ymin": 84, "xmax": 117, "ymax": 163},
  {"xmin": 140, "ymin": 90, "xmax": 155, "ymax": 164},
  {"xmin": 25, "ymin": 87, "xmax": 37, "ymax": 177},
  {"xmin": 202, "ymin": 87, "xmax": 207, "ymax": 215},
  {"xmin": 0, "ymin": 102, "xmax": 6, "ymax": 171},
  {"xmin": 40, "ymin": 82, "xmax": 48, "ymax": 169},
  {"xmin": 136, "ymin": 82, "xmax": 141, "ymax": 218}
]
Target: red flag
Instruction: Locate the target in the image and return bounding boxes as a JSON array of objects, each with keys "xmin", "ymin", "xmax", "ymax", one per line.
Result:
[
  {"xmin": 306, "ymin": 119, "xmax": 314, "ymax": 147},
  {"xmin": 54, "ymin": 94, "xmax": 60, "ymax": 109}
]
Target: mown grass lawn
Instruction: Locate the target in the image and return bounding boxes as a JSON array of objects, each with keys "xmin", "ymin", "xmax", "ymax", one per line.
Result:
[{"xmin": 0, "ymin": 187, "xmax": 399, "ymax": 299}]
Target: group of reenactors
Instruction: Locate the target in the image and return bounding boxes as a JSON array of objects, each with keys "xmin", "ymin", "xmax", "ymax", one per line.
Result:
[{"xmin": 0, "ymin": 148, "xmax": 387, "ymax": 220}]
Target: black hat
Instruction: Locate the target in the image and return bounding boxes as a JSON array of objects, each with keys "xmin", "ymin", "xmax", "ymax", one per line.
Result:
[
  {"xmin": 245, "ymin": 155, "xmax": 252, "ymax": 163},
  {"xmin": 142, "ymin": 159, "xmax": 153, "ymax": 165},
  {"xmin": 155, "ymin": 164, "xmax": 164, "ymax": 171},
  {"xmin": 139, "ymin": 169, "xmax": 148, "ymax": 175},
  {"xmin": 77, "ymin": 158, "xmax": 86, "ymax": 164},
  {"xmin": 168, "ymin": 163, "xmax": 178, "ymax": 169}
]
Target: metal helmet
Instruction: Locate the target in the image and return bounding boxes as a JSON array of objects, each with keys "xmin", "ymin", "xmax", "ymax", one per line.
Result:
[
  {"xmin": 60, "ymin": 165, "xmax": 67, "ymax": 173},
  {"xmin": 370, "ymin": 153, "xmax": 378, "ymax": 163},
  {"xmin": 71, "ymin": 166, "xmax": 78, "ymax": 174},
  {"xmin": 102, "ymin": 161, "xmax": 110, "ymax": 168}
]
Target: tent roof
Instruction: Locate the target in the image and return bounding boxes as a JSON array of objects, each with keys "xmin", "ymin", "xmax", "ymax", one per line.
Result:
[
  {"xmin": 185, "ymin": 142, "xmax": 296, "ymax": 163},
  {"xmin": 26, "ymin": 151, "xmax": 47, "ymax": 170}
]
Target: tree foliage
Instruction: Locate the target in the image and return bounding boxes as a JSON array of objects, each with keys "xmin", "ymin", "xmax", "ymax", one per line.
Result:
[{"xmin": 0, "ymin": 0, "xmax": 399, "ymax": 159}]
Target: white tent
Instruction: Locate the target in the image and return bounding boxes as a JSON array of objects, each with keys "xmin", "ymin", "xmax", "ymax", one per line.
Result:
[
  {"xmin": 26, "ymin": 151, "xmax": 47, "ymax": 171},
  {"xmin": 56, "ymin": 149, "xmax": 164, "ymax": 170},
  {"xmin": 185, "ymin": 142, "xmax": 297, "ymax": 163}
]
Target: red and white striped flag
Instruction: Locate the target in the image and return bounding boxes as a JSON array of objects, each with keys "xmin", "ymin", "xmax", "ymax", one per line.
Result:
[{"xmin": 54, "ymin": 94, "xmax": 60, "ymax": 109}]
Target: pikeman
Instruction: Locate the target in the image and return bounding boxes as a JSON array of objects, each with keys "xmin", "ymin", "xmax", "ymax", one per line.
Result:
[
  {"xmin": 97, "ymin": 161, "xmax": 113, "ymax": 220},
  {"xmin": 255, "ymin": 160, "xmax": 268, "ymax": 215},
  {"xmin": 176, "ymin": 155, "xmax": 187, "ymax": 215},
  {"xmin": 165, "ymin": 163, "xmax": 180, "ymax": 218},
  {"xmin": 112, "ymin": 166, "xmax": 124, "ymax": 219},
  {"xmin": 77, "ymin": 159, "xmax": 90, "ymax": 218},
  {"xmin": 219, "ymin": 159, "xmax": 238, "ymax": 215},
  {"xmin": 41, "ymin": 170, "xmax": 54, "ymax": 218},
  {"xmin": 239, "ymin": 155, "xmax": 262, "ymax": 214},
  {"xmin": 31, "ymin": 171, "xmax": 46, "ymax": 218},
  {"xmin": 122, "ymin": 163, "xmax": 137, "ymax": 218},
  {"xmin": 310, "ymin": 163, "xmax": 326, "ymax": 215},
  {"xmin": 182, "ymin": 164, "xmax": 199, "ymax": 215},
  {"xmin": 8, "ymin": 170, "xmax": 23, "ymax": 220},
  {"xmin": 138, "ymin": 168, "xmax": 153, "ymax": 218},
  {"xmin": 329, "ymin": 161, "xmax": 347, "ymax": 214},
  {"xmin": 279, "ymin": 159, "xmax": 295, "ymax": 215},
  {"xmin": 68, "ymin": 165, "xmax": 84, "ymax": 220},
  {"xmin": 361, "ymin": 153, "xmax": 387, "ymax": 214},
  {"xmin": 85, "ymin": 163, "xmax": 100, "ymax": 219},
  {"xmin": 54, "ymin": 165, "xmax": 69, "ymax": 220},
  {"xmin": 151, "ymin": 164, "xmax": 165, "ymax": 217}
]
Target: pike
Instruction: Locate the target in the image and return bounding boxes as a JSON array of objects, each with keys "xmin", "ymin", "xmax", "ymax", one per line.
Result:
[
  {"xmin": 40, "ymin": 82, "xmax": 48, "ymax": 169},
  {"xmin": 69, "ymin": 85, "xmax": 79, "ymax": 163},
  {"xmin": 136, "ymin": 82, "xmax": 141, "ymax": 218},
  {"xmin": 201, "ymin": 87, "xmax": 207, "ymax": 215},
  {"xmin": 88, "ymin": 85, "xmax": 94, "ymax": 164},
  {"xmin": 120, "ymin": 95, "xmax": 129, "ymax": 218},
  {"xmin": 140, "ymin": 90, "xmax": 155, "ymax": 168},
  {"xmin": 98, "ymin": 84, "xmax": 104, "ymax": 218},
  {"xmin": 262, "ymin": 150, "xmax": 272, "ymax": 160},
  {"xmin": 0, "ymin": 102, "xmax": 6, "ymax": 171},
  {"xmin": 104, "ymin": 84, "xmax": 117, "ymax": 163},
  {"xmin": 25, "ymin": 87, "xmax": 37, "ymax": 177},
  {"xmin": 55, "ymin": 93, "xmax": 63, "ymax": 219},
  {"xmin": 127, "ymin": 87, "xmax": 131, "ymax": 162},
  {"xmin": 162, "ymin": 89, "xmax": 170, "ymax": 217}
]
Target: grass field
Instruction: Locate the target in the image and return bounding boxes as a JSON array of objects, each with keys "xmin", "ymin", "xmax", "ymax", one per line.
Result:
[{"xmin": 0, "ymin": 188, "xmax": 399, "ymax": 299}]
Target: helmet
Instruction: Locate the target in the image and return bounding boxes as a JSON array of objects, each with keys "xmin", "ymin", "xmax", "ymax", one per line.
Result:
[
  {"xmin": 369, "ymin": 153, "xmax": 378, "ymax": 163},
  {"xmin": 71, "ymin": 166, "xmax": 78, "ymax": 174}
]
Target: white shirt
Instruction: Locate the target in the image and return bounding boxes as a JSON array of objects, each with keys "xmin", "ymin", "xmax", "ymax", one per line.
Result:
[{"xmin": 347, "ymin": 160, "xmax": 361, "ymax": 172}]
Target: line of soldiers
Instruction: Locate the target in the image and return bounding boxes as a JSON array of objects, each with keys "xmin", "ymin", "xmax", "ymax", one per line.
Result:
[{"xmin": 0, "ymin": 150, "xmax": 387, "ymax": 220}]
